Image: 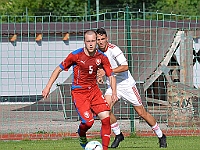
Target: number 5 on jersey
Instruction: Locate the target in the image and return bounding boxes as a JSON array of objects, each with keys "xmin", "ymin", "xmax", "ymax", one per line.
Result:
[{"xmin": 89, "ymin": 66, "xmax": 93, "ymax": 74}]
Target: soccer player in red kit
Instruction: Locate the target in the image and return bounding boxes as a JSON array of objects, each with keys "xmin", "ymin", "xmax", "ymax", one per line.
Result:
[{"xmin": 42, "ymin": 30, "xmax": 118, "ymax": 150}]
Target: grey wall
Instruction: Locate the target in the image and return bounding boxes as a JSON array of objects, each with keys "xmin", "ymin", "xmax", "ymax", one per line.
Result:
[{"xmin": 0, "ymin": 40, "xmax": 84, "ymax": 96}]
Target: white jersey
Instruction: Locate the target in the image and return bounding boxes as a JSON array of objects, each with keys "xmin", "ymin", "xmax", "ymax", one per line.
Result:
[{"xmin": 104, "ymin": 43, "xmax": 136, "ymax": 88}]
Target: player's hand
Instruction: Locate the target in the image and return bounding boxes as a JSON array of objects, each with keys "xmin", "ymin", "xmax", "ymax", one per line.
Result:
[
  {"xmin": 42, "ymin": 87, "xmax": 50, "ymax": 99},
  {"xmin": 111, "ymin": 94, "xmax": 118, "ymax": 103},
  {"xmin": 97, "ymin": 77, "xmax": 104, "ymax": 84},
  {"xmin": 97, "ymin": 68, "xmax": 105, "ymax": 78}
]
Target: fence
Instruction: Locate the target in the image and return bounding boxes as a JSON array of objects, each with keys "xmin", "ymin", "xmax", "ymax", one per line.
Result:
[{"xmin": 1, "ymin": 9, "xmax": 200, "ymax": 140}]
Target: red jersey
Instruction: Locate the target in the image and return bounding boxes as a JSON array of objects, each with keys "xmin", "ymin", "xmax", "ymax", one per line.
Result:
[{"xmin": 59, "ymin": 48, "xmax": 113, "ymax": 90}]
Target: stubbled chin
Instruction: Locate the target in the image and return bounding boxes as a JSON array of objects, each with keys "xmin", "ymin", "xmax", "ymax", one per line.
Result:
[{"xmin": 100, "ymin": 46, "xmax": 105, "ymax": 49}]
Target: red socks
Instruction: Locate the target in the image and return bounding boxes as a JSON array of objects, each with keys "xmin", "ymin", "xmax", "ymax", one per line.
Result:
[
  {"xmin": 101, "ymin": 117, "xmax": 111, "ymax": 150},
  {"xmin": 78, "ymin": 117, "xmax": 111, "ymax": 150},
  {"xmin": 78, "ymin": 121, "xmax": 94, "ymax": 136}
]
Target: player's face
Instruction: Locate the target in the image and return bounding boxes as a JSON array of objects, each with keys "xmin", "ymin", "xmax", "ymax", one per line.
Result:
[
  {"xmin": 97, "ymin": 34, "xmax": 108, "ymax": 52},
  {"xmin": 84, "ymin": 33, "xmax": 97, "ymax": 54}
]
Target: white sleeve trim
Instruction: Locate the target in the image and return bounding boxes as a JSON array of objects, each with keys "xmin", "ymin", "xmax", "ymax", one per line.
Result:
[{"xmin": 121, "ymin": 61, "xmax": 128, "ymax": 65}]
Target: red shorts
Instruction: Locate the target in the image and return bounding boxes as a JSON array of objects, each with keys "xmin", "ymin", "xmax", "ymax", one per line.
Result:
[{"xmin": 71, "ymin": 85, "xmax": 110, "ymax": 123}]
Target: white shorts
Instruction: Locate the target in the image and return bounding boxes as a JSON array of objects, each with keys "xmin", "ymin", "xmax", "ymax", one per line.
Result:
[{"xmin": 105, "ymin": 84, "xmax": 143, "ymax": 106}]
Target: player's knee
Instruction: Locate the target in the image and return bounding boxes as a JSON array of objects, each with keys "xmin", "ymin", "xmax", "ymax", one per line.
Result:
[
  {"xmin": 85, "ymin": 119, "xmax": 94, "ymax": 128},
  {"xmin": 137, "ymin": 110, "xmax": 147, "ymax": 118},
  {"xmin": 101, "ymin": 116, "xmax": 110, "ymax": 125},
  {"xmin": 105, "ymin": 95, "xmax": 113, "ymax": 106},
  {"xmin": 135, "ymin": 106, "xmax": 147, "ymax": 118}
]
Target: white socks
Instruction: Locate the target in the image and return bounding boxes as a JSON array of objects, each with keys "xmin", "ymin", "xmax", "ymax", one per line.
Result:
[
  {"xmin": 152, "ymin": 123, "xmax": 163, "ymax": 138},
  {"xmin": 111, "ymin": 122, "xmax": 163, "ymax": 138},
  {"xmin": 111, "ymin": 122, "xmax": 121, "ymax": 135}
]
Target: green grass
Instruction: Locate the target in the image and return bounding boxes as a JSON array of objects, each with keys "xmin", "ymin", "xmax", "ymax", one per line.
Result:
[{"xmin": 0, "ymin": 136, "xmax": 200, "ymax": 150}]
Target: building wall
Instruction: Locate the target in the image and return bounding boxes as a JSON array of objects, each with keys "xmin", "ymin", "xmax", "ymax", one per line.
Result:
[
  {"xmin": 0, "ymin": 40, "xmax": 84, "ymax": 96},
  {"xmin": 193, "ymin": 38, "xmax": 200, "ymax": 88},
  {"xmin": 174, "ymin": 37, "xmax": 200, "ymax": 88}
]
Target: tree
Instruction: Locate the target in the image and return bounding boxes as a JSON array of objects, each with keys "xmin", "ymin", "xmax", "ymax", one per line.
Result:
[
  {"xmin": 151, "ymin": 0, "xmax": 200, "ymax": 16},
  {"xmin": 0, "ymin": 0, "xmax": 86, "ymax": 16},
  {"xmin": 0, "ymin": 0, "xmax": 87, "ymax": 22},
  {"xmin": 37, "ymin": 0, "xmax": 85, "ymax": 16}
]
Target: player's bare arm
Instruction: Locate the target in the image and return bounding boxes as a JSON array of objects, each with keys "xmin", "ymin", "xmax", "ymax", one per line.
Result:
[
  {"xmin": 97, "ymin": 65, "xmax": 128, "ymax": 80},
  {"xmin": 112, "ymin": 65, "xmax": 128, "ymax": 73},
  {"xmin": 42, "ymin": 66, "xmax": 62, "ymax": 98},
  {"xmin": 97, "ymin": 68, "xmax": 105, "ymax": 84},
  {"xmin": 108, "ymin": 75, "xmax": 118, "ymax": 102}
]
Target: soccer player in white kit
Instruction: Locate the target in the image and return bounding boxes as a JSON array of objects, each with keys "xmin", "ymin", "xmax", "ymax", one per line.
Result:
[{"xmin": 96, "ymin": 28, "xmax": 167, "ymax": 148}]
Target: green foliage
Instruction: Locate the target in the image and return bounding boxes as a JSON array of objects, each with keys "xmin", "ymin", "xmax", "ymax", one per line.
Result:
[
  {"xmin": 36, "ymin": 0, "xmax": 85, "ymax": 16},
  {"xmin": 0, "ymin": 0, "xmax": 85, "ymax": 18},
  {"xmin": 151, "ymin": 0, "xmax": 200, "ymax": 16},
  {"xmin": 0, "ymin": 0, "xmax": 87, "ymax": 22}
]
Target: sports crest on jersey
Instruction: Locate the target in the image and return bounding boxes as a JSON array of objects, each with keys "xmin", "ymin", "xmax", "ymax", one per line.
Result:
[
  {"xmin": 95, "ymin": 58, "xmax": 101, "ymax": 66},
  {"xmin": 84, "ymin": 111, "xmax": 90, "ymax": 118}
]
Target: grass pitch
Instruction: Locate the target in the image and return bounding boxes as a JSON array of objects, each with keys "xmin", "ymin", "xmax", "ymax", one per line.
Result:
[{"xmin": 0, "ymin": 136, "xmax": 200, "ymax": 150}]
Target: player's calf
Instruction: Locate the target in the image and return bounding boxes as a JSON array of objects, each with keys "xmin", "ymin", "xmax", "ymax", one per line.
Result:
[
  {"xmin": 79, "ymin": 136, "xmax": 88, "ymax": 149},
  {"xmin": 78, "ymin": 128, "xmax": 88, "ymax": 149}
]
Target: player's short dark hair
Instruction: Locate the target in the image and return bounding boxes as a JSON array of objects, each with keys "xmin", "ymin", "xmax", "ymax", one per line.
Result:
[{"xmin": 96, "ymin": 28, "xmax": 107, "ymax": 36}]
